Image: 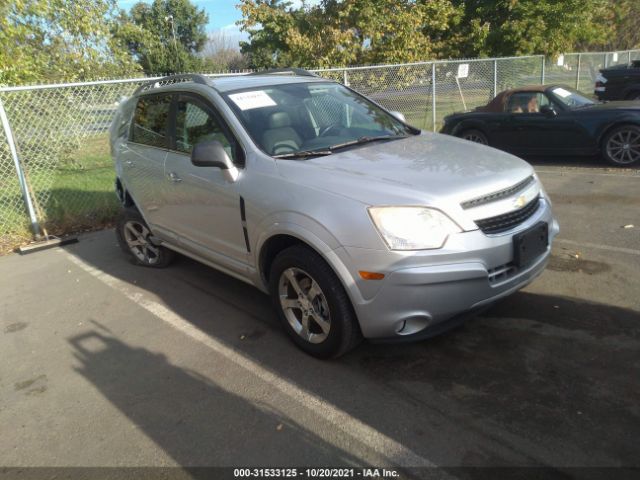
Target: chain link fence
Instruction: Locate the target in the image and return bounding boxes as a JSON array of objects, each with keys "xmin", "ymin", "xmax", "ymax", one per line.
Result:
[
  {"xmin": 544, "ymin": 50, "xmax": 640, "ymax": 93},
  {"xmin": 1, "ymin": 49, "xmax": 638, "ymax": 250},
  {"xmin": 311, "ymin": 55, "xmax": 545, "ymax": 132}
]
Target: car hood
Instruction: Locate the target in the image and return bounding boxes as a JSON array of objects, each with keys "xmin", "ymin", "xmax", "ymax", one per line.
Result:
[
  {"xmin": 579, "ymin": 100, "xmax": 640, "ymax": 111},
  {"xmin": 275, "ymin": 132, "xmax": 534, "ymax": 208}
]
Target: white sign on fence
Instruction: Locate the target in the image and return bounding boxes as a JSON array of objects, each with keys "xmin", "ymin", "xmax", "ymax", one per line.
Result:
[
  {"xmin": 557, "ymin": 54, "xmax": 565, "ymax": 66},
  {"xmin": 457, "ymin": 63, "xmax": 469, "ymax": 79}
]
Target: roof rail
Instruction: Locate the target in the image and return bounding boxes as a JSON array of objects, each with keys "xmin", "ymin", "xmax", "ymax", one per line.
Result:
[
  {"xmin": 248, "ymin": 68, "xmax": 319, "ymax": 78},
  {"xmin": 133, "ymin": 73, "xmax": 210, "ymax": 95}
]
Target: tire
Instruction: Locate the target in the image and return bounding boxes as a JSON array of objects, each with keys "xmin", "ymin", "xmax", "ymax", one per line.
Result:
[
  {"xmin": 601, "ymin": 124, "xmax": 640, "ymax": 167},
  {"xmin": 116, "ymin": 207, "xmax": 174, "ymax": 268},
  {"xmin": 625, "ymin": 91, "xmax": 640, "ymax": 101},
  {"xmin": 269, "ymin": 245, "xmax": 362, "ymax": 358},
  {"xmin": 458, "ymin": 129, "xmax": 489, "ymax": 145}
]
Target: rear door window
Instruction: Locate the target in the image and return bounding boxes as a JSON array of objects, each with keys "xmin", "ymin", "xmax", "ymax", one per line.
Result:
[{"xmin": 131, "ymin": 94, "xmax": 172, "ymax": 148}]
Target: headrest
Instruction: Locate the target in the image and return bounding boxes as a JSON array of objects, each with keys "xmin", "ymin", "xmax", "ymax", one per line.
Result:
[{"xmin": 268, "ymin": 111, "xmax": 292, "ymax": 129}]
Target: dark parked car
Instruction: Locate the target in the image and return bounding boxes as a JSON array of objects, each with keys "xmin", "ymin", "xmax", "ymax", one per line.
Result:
[
  {"xmin": 441, "ymin": 85, "xmax": 640, "ymax": 166},
  {"xmin": 595, "ymin": 60, "xmax": 640, "ymax": 101}
]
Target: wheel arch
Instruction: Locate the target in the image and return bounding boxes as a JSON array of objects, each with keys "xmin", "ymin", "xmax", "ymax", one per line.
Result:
[
  {"xmin": 597, "ymin": 120, "xmax": 640, "ymax": 149},
  {"xmin": 255, "ymin": 225, "xmax": 364, "ymax": 307},
  {"xmin": 622, "ymin": 85, "xmax": 640, "ymax": 100},
  {"xmin": 258, "ymin": 233, "xmax": 307, "ymax": 286},
  {"xmin": 451, "ymin": 120, "xmax": 490, "ymax": 139}
]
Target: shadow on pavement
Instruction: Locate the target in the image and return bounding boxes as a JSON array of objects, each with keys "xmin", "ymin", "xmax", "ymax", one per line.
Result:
[
  {"xmin": 68, "ymin": 322, "xmax": 362, "ymax": 467},
  {"xmin": 63, "ymin": 232, "xmax": 640, "ymax": 470}
]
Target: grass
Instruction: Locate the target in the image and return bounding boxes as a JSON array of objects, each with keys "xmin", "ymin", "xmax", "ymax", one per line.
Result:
[{"xmin": 0, "ymin": 134, "xmax": 119, "ymax": 253}]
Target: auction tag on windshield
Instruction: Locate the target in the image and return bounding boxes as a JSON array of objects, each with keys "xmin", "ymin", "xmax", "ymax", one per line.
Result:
[
  {"xmin": 229, "ymin": 90, "xmax": 277, "ymax": 110},
  {"xmin": 553, "ymin": 87, "xmax": 572, "ymax": 98}
]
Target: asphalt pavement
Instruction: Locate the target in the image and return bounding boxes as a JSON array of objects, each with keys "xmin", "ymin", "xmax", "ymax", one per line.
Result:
[{"xmin": 1, "ymin": 160, "xmax": 639, "ymax": 478}]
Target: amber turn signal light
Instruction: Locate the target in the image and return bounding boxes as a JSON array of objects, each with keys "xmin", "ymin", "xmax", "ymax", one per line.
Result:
[{"xmin": 359, "ymin": 271, "xmax": 385, "ymax": 280}]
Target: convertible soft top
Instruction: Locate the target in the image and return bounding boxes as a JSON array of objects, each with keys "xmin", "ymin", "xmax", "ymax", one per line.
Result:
[{"xmin": 476, "ymin": 85, "xmax": 550, "ymax": 112}]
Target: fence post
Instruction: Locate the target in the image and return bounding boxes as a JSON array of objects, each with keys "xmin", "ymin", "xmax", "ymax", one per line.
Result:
[
  {"xmin": 493, "ymin": 59, "xmax": 498, "ymax": 97},
  {"xmin": 604, "ymin": 53, "xmax": 608, "ymax": 68},
  {"xmin": 343, "ymin": 69, "xmax": 349, "ymax": 87},
  {"xmin": 628, "ymin": 50, "xmax": 632, "ymax": 65},
  {"xmin": 541, "ymin": 56, "xmax": 545, "ymax": 84},
  {"xmin": 0, "ymin": 97, "xmax": 42, "ymax": 240},
  {"xmin": 576, "ymin": 53, "xmax": 581, "ymax": 90},
  {"xmin": 431, "ymin": 63, "xmax": 437, "ymax": 132}
]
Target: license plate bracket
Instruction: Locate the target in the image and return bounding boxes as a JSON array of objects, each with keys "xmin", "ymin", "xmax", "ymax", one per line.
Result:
[{"xmin": 513, "ymin": 222, "xmax": 548, "ymax": 268}]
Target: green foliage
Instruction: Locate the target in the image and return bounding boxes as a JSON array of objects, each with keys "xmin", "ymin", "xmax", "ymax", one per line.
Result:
[
  {"xmin": 238, "ymin": 0, "xmax": 621, "ymax": 69},
  {"xmin": 114, "ymin": 0, "xmax": 210, "ymax": 74},
  {"xmin": 238, "ymin": 0, "xmax": 463, "ymax": 68},
  {"xmin": 0, "ymin": 0, "xmax": 141, "ymax": 85},
  {"xmin": 584, "ymin": 0, "xmax": 640, "ymax": 51},
  {"xmin": 452, "ymin": 0, "xmax": 610, "ymax": 58}
]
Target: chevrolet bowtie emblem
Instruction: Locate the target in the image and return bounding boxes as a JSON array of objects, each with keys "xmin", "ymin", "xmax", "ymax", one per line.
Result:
[{"xmin": 514, "ymin": 195, "xmax": 527, "ymax": 208}]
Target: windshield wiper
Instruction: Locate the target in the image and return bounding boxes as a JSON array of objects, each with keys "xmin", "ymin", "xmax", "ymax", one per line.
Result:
[
  {"xmin": 328, "ymin": 134, "xmax": 409, "ymax": 151},
  {"xmin": 271, "ymin": 134, "xmax": 408, "ymax": 159},
  {"xmin": 272, "ymin": 149, "xmax": 333, "ymax": 159}
]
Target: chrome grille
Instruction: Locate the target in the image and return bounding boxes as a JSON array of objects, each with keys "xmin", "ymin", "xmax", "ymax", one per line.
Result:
[
  {"xmin": 476, "ymin": 196, "xmax": 540, "ymax": 234},
  {"xmin": 462, "ymin": 176, "xmax": 535, "ymax": 210}
]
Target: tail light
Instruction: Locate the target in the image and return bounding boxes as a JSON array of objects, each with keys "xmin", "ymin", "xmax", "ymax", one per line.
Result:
[{"xmin": 595, "ymin": 72, "xmax": 607, "ymax": 92}]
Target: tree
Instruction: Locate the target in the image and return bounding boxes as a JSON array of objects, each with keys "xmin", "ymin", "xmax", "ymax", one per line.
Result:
[
  {"xmin": 448, "ymin": 0, "xmax": 609, "ymax": 58},
  {"xmin": 114, "ymin": 0, "xmax": 209, "ymax": 74},
  {"xmin": 201, "ymin": 31, "xmax": 250, "ymax": 71},
  {"xmin": 580, "ymin": 0, "xmax": 640, "ymax": 51},
  {"xmin": 610, "ymin": 0, "xmax": 640, "ymax": 50},
  {"xmin": 0, "ymin": 0, "xmax": 140, "ymax": 85},
  {"xmin": 238, "ymin": 0, "xmax": 619, "ymax": 69},
  {"xmin": 238, "ymin": 0, "xmax": 463, "ymax": 69}
]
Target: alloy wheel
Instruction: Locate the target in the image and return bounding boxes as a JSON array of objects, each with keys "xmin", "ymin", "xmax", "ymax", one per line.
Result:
[
  {"xmin": 606, "ymin": 129, "xmax": 640, "ymax": 165},
  {"xmin": 122, "ymin": 220, "xmax": 160, "ymax": 265},
  {"xmin": 278, "ymin": 267, "xmax": 331, "ymax": 344},
  {"xmin": 463, "ymin": 132, "xmax": 488, "ymax": 145}
]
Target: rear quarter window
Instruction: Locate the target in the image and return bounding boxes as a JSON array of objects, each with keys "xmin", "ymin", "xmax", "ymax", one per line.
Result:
[{"xmin": 131, "ymin": 95, "xmax": 172, "ymax": 148}]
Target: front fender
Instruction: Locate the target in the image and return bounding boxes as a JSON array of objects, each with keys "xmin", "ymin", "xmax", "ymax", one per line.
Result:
[{"xmin": 253, "ymin": 219, "xmax": 363, "ymax": 304}]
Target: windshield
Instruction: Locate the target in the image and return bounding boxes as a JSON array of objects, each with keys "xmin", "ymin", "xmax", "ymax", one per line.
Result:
[
  {"xmin": 549, "ymin": 86, "xmax": 595, "ymax": 108},
  {"xmin": 223, "ymin": 82, "xmax": 416, "ymax": 157}
]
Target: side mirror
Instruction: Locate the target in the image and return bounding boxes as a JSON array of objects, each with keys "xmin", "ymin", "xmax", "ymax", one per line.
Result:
[
  {"xmin": 540, "ymin": 105, "xmax": 557, "ymax": 118},
  {"xmin": 389, "ymin": 111, "xmax": 406, "ymax": 123},
  {"xmin": 191, "ymin": 140, "xmax": 239, "ymax": 182}
]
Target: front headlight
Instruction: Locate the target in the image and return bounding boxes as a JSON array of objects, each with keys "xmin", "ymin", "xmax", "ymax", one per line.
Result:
[{"xmin": 368, "ymin": 206, "xmax": 462, "ymax": 250}]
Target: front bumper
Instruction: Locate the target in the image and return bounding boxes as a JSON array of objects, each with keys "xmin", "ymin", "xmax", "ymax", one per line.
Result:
[{"xmin": 335, "ymin": 199, "xmax": 559, "ymax": 339}]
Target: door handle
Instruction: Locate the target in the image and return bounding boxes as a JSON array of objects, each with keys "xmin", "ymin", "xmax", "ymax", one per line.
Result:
[{"xmin": 168, "ymin": 172, "xmax": 182, "ymax": 183}]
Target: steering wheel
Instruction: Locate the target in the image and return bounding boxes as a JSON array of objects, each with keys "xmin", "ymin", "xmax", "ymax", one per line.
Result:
[{"xmin": 319, "ymin": 123, "xmax": 341, "ymax": 137}]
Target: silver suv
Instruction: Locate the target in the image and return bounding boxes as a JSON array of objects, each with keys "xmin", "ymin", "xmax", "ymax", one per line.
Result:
[{"xmin": 110, "ymin": 71, "xmax": 559, "ymax": 358}]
